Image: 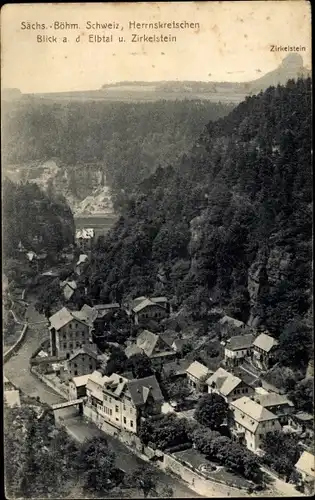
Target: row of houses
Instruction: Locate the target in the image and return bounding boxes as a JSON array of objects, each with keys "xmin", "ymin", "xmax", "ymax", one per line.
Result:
[{"xmin": 223, "ymin": 330, "xmax": 278, "ymax": 369}]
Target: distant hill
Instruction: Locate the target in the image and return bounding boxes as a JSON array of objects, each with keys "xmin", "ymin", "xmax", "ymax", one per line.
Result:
[
  {"xmin": 248, "ymin": 54, "xmax": 310, "ymax": 92},
  {"xmin": 1, "ymin": 88, "xmax": 22, "ymax": 101}
]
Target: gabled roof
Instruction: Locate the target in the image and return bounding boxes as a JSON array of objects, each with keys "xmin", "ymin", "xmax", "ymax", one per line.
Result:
[
  {"xmin": 49, "ymin": 307, "xmax": 74, "ymax": 330},
  {"xmin": 60, "ymin": 280, "xmax": 77, "ymax": 290},
  {"xmin": 71, "ymin": 310, "xmax": 93, "ymax": 327},
  {"xmin": 103, "ymin": 373, "xmax": 129, "ymax": 397},
  {"xmin": 132, "ymin": 296, "xmax": 167, "ymax": 313},
  {"xmin": 206, "ymin": 367, "xmax": 243, "ymax": 396},
  {"xmin": 127, "ymin": 375, "xmax": 164, "ymax": 407},
  {"xmin": 80, "ymin": 304, "xmax": 98, "ymax": 323},
  {"xmin": 75, "ymin": 228, "xmax": 94, "ymax": 239},
  {"xmin": 255, "ymin": 393, "xmax": 294, "ymax": 408},
  {"xmin": 160, "ymin": 330, "xmax": 177, "ymax": 348},
  {"xmin": 71, "ymin": 374, "xmax": 90, "ymax": 387},
  {"xmin": 219, "ymin": 315, "xmax": 245, "ymax": 328},
  {"xmin": 136, "ymin": 330, "xmax": 163, "ymax": 357},
  {"xmin": 295, "ymin": 451, "xmax": 315, "ymax": 478},
  {"xmin": 68, "ymin": 345, "xmax": 98, "ymax": 362},
  {"xmin": 49, "ymin": 307, "xmax": 90, "ymax": 330},
  {"xmin": 225, "ymin": 333, "xmax": 255, "ymax": 351},
  {"xmin": 253, "ymin": 333, "xmax": 278, "ymax": 353},
  {"xmin": 186, "ymin": 361, "xmax": 210, "ymax": 381},
  {"xmin": 230, "ymin": 396, "xmax": 278, "ymax": 429}
]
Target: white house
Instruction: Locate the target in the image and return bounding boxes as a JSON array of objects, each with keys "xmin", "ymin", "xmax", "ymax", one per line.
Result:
[
  {"xmin": 186, "ymin": 361, "xmax": 211, "ymax": 392},
  {"xmin": 229, "ymin": 396, "xmax": 281, "ymax": 453},
  {"xmin": 224, "ymin": 333, "xmax": 255, "ymax": 367},
  {"xmin": 206, "ymin": 367, "xmax": 255, "ymax": 403},
  {"xmin": 295, "ymin": 451, "xmax": 315, "ymax": 489}
]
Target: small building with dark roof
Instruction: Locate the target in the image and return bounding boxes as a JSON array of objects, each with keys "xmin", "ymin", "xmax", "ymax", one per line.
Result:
[{"xmin": 224, "ymin": 333, "xmax": 255, "ymax": 367}]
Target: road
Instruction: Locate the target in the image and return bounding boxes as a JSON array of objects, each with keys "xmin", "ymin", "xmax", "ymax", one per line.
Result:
[{"xmin": 4, "ymin": 298, "xmax": 201, "ymax": 498}]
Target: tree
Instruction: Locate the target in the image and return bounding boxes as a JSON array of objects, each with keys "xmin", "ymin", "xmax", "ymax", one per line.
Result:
[
  {"xmin": 194, "ymin": 393, "xmax": 228, "ymax": 430},
  {"xmin": 159, "ymin": 484, "xmax": 174, "ymax": 497},
  {"xmin": 77, "ymin": 436, "xmax": 116, "ymax": 492},
  {"xmin": 125, "ymin": 465, "xmax": 157, "ymax": 498},
  {"xmin": 127, "ymin": 353, "xmax": 154, "ymax": 378},
  {"xmin": 105, "ymin": 347, "xmax": 128, "ymax": 375},
  {"xmin": 278, "ymin": 320, "xmax": 312, "ymax": 368},
  {"xmin": 261, "ymin": 430, "xmax": 300, "ymax": 477},
  {"xmin": 164, "ymin": 378, "xmax": 191, "ymax": 402},
  {"xmin": 288, "ymin": 377, "xmax": 314, "ymax": 413}
]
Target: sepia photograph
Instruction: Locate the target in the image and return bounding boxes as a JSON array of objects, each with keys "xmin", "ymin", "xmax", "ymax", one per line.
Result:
[{"xmin": 1, "ymin": 1, "xmax": 313, "ymax": 498}]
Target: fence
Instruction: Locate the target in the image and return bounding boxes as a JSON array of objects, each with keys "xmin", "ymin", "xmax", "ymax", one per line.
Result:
[{"xmin": 3, "ymin": 323, "xmax": 29, "ymax": 363}]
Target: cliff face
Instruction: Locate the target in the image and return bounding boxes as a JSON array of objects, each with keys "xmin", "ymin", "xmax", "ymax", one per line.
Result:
[{"xmin": 85, "ymin": 78, "xmax": 311, "ymax": 339}]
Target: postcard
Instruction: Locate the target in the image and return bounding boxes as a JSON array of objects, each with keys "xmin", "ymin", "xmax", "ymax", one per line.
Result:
[{"xmin": 2, "ymin": 1, "xmax": 313, "ymax": 499}]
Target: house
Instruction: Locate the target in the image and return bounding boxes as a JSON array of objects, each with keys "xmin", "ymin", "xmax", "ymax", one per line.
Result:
[
  {"xmin": 67, "ymin": 345, "xmax": 99, "ymax": 378},
  {"xmin": 295, "ymin": 451, "xmax": 315, "ymax": 490},
  {"xmin": 75, "ymin": 254, "xmax": 89, "ymax": 275},
  {"xmin": 229, "ymin": 396, "xmax": 281, "ymax": 452},
  {"xmin": 85, "ymin": 371, "xmax": 164, "ymax": 434},
  {"xmin": 288, "ymin": 412, "xmax": 314, "ymax": 437},
  {"xmin": 49, "ymin": 306, "xmax": 92, "ymax": 359},
  {"xmin": 206, "ymin": 367, "xmax": 255, "ymax": 403},
  {"xmin": 60, "ymin": 280, "xmax": 77, "ymax": 301},
  {"xmin": 186, "ymin": 361, "xmax": 211, "ymax": 392},
  {"xmin": 254, "ymin": 393, "xmax": 294, "ymax": 425},
  {"xmin": 125, "ymin": 329, "xmax": 176, "ymax": 368},
  {"xmin": 161, "ymin": 359, "xmax": 191, "ymax": 380},
  {"xmin": 219, "ymin": 315, "xmax": 246, "ymax": 337},
  {"xmin": 224, "ymin": 333, "xmax": 255, "ymax": 367},
  {"xmin": 252, "ymin": 333, "xmax": 278, "ymax": 368},
  {"xmin": 129, "ymin": 296, "xmax": 170, "ymax": 325},
  {"xmin": 4, "ymin": 389, "xmax": 21, "ymax": 408},
  {"xmin": 75, "ymin": 228, "xmax": 95, "ymax": 252},
  {"xmin": 69, "ymin": 374, "xmax": 90, "ymax": 400}
]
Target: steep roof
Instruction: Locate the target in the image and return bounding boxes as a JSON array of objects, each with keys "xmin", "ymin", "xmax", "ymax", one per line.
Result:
[
  {"xmin": 76, "ymin": 254, "xmax": 89, "ymax": 265},
  {"xmin": 71, "ymin": 310, "xmax": 93, "ymax": 327},
  {"xmin": 75, "ymin": 228, "xmax": 94, "ymax": 239},
  {"xmin": 60, "ymin": 280, "xmax": 77, "ymax": 290},
  {"xmin": 225, "ymin": 333, "xmax": 255, "ymax": 351},
  {"xmin": 206, "ymin": 367, "xmax": 242, "ymax": 396},
  {"xmin": 253, "ymin": 333, "xmax": 278, "ymax": 353},
  {"xmin": 127, "ymin": 375, "xmax": 164, "ymax": 406},
  {"xmin": 71, "ymin": 374, "xmax": 90, "ymax": 387},
  {"xmin": 255, "ymin": 393, "xmax": 294, "ymax": 408},
  {"xmin": 231, "ymin": 396, "xmax": 278, "ymax": 428},
  {"xmin": 160, "ymin": 330, "xmax": 177, "ymax": 348},
  {"xmin": 80, "ymin": 304, "xmax": 98, "ymax": 323},
  {"xmin": 68, "ymin": 345, "xmax": 98, "ymax": 362},
  {"xmin": 132, "ymin": 297, "xmax": 166, "ymax": 313},
  {"xmin": 49, "ymin": 307, "xmax": 74, "ymax": 330},
  {"xmin": 295, "ymin": 451, "xmax": 315, "ymax": 478},
  {"xmin": 49, "ymin": 306, "xmax": 91, "ymax": 330},
  {"xmin": 186, "ymin": 361, "xmax": 209, "ymax": 381},
  {"xmin": 136, "ymin": 330, "xmax": 166, "ymax": 357},
  {"xmin": 219, "ymin": 315, "xmax": 245, "ymax": 328},
  {"xmin": 103, "ymin": 373, "xmax": 129, "ymax": 397}
]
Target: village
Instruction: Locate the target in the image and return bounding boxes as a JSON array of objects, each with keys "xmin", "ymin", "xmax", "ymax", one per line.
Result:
[{"xmin": 4, "ymin": 226, "xmax": 314, "ymax": 497}]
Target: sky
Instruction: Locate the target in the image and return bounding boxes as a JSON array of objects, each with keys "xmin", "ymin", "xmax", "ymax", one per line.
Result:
[{"xmin": 1, "ymin": 1, "xmax": 311, "ymax": 93}]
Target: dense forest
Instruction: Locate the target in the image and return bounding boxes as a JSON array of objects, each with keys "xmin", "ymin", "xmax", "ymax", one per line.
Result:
[
  {"xmin": 82, "ymin": 78, "xmax": 312, "ymax": 371},
  {"xmin": 2, "ymin": 180, "xmax": 75, "ymax": 258},
  {"xmin": 2, "ymin": 99, "xmax": 233, "ymax": 200}
]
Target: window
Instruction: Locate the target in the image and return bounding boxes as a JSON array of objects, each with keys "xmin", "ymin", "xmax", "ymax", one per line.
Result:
[
  {"xmin": 109, "ymin": 397, "xmax": 112, "ymax": 403},
  {"xmin": 245, "ymin": 387, "xmax": 248, "ymax": 393},
  {"xmin": 74, "ymin": 370, "xmax": 78, "ymax": 376},
  {"xmin": 64, "ymin": 343, "xmax": 67, "ymax": 349},
  {"xmin": 259, "ymin": 434, "xmax": 263, "ymax": 439},
  {"xmin": 63, "ymin": 334, "xmax": 66, "ymax": 339},
  {"xmin": 110, "ymin": 409, "xmax": 112, "ymax": 416},
  {"xmin": 115, "ymin": 405, "xmax": 119, "ymax": 412},
  {"xmin": 123, "ymin": 417, "xmax": 126, "ymax": 424},
  {"xmin": 130, "ymin": 420, "xmax": 133, "ymax": 428},
  {"xmin": 272, "ymin": 421, "xmax": 275, "ymax": 425},
  {"xmin": 76, "ymin": 342, "xmax": 80, "ymax": 348},
  {"xmin": 69, "ymin": 324, "xmax": 72, "ymax": 329},
  {"xmin": 104, "ymin": 395, "xmax": 107, "ymax": 401},
  {"xmin": 123, "ymin": 404, "xmax": 126, "ymax": 411},
  {"xmin": 89, "ymin": 365, "xmax": 93, "ymax": 371},
  {"xmin": 74, "ymin": 363, "xmax": 77, "ymax": 368},
  {"xmin": 69, "ymin": 343, "xmax": 73, "ymax": 350}
]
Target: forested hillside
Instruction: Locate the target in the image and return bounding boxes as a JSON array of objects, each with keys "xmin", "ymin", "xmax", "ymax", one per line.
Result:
[
  {"xmin": 2, "ymin": 99, "xmax": 232, "ymax": 204},
  {"xmin": 84, "ymin": 78, "xmax": 312, "ymax": 369},
  {"xmin": 2, "ymin": 180, "xmax": 75, "ymax": 258}
]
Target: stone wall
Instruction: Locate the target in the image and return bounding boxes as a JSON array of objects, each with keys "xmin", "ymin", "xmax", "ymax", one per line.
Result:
[
  {"xmin": 162, "ymin": 454, "xmax": 247, "ymax": 497},
  {"xmin": 30, "ymin": 367, "xmax": 68, "ymax": 400},
  {"xmin": 3, "ymin": 323, "xmax": 29, "ymax": 363}
]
